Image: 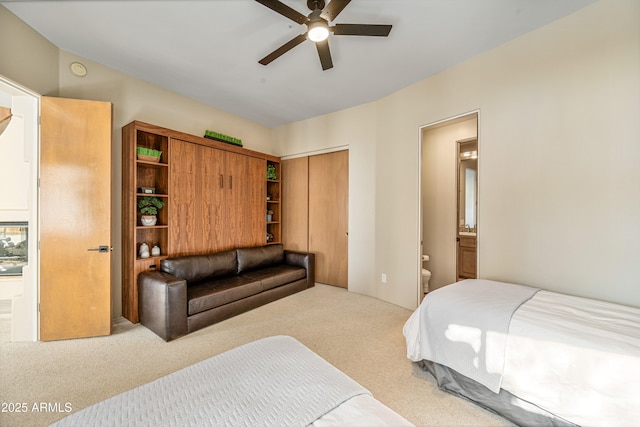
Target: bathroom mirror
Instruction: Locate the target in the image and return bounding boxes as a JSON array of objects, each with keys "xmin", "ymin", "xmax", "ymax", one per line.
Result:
[{"xmin": 458, "ymin": 138, "xmax": 477, "ymax": 231}]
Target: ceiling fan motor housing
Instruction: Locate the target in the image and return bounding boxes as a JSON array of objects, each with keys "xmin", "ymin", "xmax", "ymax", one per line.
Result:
[{"xmin": 307, "ymin": 0, "xmax": 326, "ymax": 11}]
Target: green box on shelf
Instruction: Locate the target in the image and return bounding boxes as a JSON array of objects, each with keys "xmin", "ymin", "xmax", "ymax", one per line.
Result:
[{"xmin": 204, "ymin": 130, "xmax": 243, "ymax": 147}]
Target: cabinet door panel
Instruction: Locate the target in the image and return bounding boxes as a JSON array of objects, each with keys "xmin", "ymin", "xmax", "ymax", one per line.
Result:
[
  {"xmin": 225, "ymin": 153, "xmax": 265, "ymax": 248},
  {"xmin": 200, "ymin": 144, "xmax": 226, "ymax": 251},
  {"xmin": 170, "ymin": 139, "xmax": 200, "ymax": 256}
]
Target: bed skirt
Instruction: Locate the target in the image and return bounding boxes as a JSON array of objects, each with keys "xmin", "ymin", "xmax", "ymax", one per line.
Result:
[{"xmin": 419, "ymin": 360, "xmax": 578, "ymax": 427}]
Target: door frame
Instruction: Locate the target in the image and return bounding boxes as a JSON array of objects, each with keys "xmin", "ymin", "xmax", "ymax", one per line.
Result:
[
  {"xmin": 0, "ymin": 75, "xmax": 39, "ymax": 342},
  {"xmin": 417, "ymin": 110, "xmax": 480, "ymax": 304}
]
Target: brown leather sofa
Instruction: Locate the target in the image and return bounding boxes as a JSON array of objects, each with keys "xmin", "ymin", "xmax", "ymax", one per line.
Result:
[{"xmin": 138, "ymin": 244, "xmax": 315, "ymax": 341}]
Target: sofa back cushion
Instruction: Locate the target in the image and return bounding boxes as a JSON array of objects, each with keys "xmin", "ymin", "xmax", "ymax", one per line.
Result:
[
  {"xmin": 161, "ymin": 249, "xmax": 237, "ymax": 284},
  {"xmin": 237, "ymin": 244, "xmax": 284, "ymax": 274}
]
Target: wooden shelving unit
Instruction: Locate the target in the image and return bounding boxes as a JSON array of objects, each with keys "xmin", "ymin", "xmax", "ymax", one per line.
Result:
[
  {"xmin": 266, "ymin": 160, "xmax": 281, "ymax": 245},
  {"xmin": 122, "ymin": 122, "xmax": 171, "ymax": 323},
  {"xmin": 122, "ymin": 121, "xmax": 282, "ymax": 323}
]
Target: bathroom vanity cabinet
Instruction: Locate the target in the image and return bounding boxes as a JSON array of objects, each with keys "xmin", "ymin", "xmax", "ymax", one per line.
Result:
[{"xmin": 457, "ymin": 235, "xmax": 477, "ymax": 280}]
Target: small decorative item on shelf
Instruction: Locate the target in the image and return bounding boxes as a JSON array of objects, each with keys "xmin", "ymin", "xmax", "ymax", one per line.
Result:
[
  {"xmin": 136, "ymin": 146, "xmax": 162, "ymax": 162},
  {"xmin": 266, "ymin": 232, "xmax": 274, "ymax": 243},
  {"xmin": 138, "ymin": 187, "xmax": 156, "ymax": 194},
  {"xmin": 267, "ymin": 164, "xmax": 277, "ymax": 180},
  {"xmin": 139, "ymin": 243, "xmax": 150, "ymax": 259},
  {"xmin": 266, "ymin": 194, "xmax": 271, "ymax": 201},
  {"xmin": 138, "ymin": 196, "xmax": 165, "ymax": 226},
  {"xmin": 151, "ymin": 245, "xmax": 161, "ymax": 257},
  {"xmin": 267, "ymin": 210, "xmax": 274, "ymax": 222},
  {"xmin": 204, "ymin": 130, "xmax": 243, "ymax": 147}
]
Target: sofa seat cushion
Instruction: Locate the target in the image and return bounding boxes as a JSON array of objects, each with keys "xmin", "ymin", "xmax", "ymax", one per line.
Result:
[
  {"xmin": 187, "ymin": 276, "xmax": 261, "ymax": 316},
  {"xmin": 240, "ymin": 265, "xmax": 306, "ymax": 292}
]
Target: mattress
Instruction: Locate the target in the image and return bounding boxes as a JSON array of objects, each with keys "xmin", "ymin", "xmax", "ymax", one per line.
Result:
[
  {"xmin": 51, "ymin": 335, "xmax": 413, "ymax": 426},
  {"xmin": 501, "ymin": 290, "xmax": 640, "ymax": 427},
  {"xmin": 404, "ymin": 279, "xmax": 640, "ymax": 427}
]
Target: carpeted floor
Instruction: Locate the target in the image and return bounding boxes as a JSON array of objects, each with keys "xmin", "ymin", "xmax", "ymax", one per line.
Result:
[{"xmin": 0, "ymin": 284, "xmax": 512, "ymax": 427}]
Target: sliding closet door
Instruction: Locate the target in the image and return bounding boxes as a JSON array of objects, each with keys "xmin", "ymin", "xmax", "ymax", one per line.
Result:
[{"xmin": 309, "ymin": 150, "xmax": 348, "ymax": 288}]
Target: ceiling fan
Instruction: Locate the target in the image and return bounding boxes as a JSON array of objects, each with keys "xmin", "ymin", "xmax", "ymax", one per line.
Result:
[{"xmin": 256, "ymin": 0, "xmax": 392, "ymax": 71}]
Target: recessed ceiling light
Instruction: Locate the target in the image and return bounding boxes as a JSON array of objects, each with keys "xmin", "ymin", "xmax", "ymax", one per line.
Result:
[{"xmin": 70, "ymin": 62, "xmax": 87, "ymax": 77}]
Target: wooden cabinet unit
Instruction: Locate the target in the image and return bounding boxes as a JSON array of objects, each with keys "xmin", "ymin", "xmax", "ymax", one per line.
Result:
[
  {"xmin": 457, "ymin": 235, "xmax": 477, "ymax": 280},
  {"xmin": 169, "ymin": 139, "xmax": 266, "ymax": 255},
  {"xmin": 122, "ymin": 121, "xmax": 280, "ymax": 323}
]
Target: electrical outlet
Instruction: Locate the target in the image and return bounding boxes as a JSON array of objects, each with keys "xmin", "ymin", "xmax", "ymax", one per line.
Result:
[{"xmin": 381, "ymin": 273, "xmax": 387, "ymax": 284}]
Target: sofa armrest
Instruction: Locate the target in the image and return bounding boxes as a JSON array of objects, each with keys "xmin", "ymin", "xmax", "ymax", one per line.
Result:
[
  {"xmin": 284, "ymin": 250, "xmax": 315, "ymax": 288},
  {"xmin": 138, "ymin": 270, "xmax": 188, "ymax": 341}
]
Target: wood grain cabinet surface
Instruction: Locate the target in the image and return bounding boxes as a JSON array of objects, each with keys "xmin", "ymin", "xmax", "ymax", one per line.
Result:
[{"xmin": 457, "ymin": 235, "xmax": 477, "ymax": 280}]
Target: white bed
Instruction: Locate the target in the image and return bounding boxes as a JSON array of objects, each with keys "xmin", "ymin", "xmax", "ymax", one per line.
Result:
[
  {"xmin": 403, "ymin": 279, "xmax": 640, "ymax": 427},
  {"xmin": 51, "ymin": 335, "xmax": 413, "ymax": 427}
]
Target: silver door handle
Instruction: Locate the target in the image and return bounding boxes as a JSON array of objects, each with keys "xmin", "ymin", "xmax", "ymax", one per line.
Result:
[{"xmin": 87, "ymin": 245, "xmax": 111, "ymax": 253}]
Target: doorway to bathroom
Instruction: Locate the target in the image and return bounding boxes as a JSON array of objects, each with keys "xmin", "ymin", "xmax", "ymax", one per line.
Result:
[{"xmin": 419, "ymin": 111, "xmax": 478, "ymax": 298}]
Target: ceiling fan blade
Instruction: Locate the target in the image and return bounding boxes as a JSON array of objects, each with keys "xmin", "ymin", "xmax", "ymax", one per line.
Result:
[
  {"xmin": 333, "ymin": 23, "xmax": 392, "ymax": 37},
  {"xmin": 315, "ymin": 39, "xmax": 334, "ymax": 70},
  {"xmin": 320, "ymin": 0, "xmax": 351, "ymax": 22},
  {"xmin": 255, "ymin": 0, "xmax": 308, "ymax": 25},
  {"xmin": 259, "ymin": 33, "xmax": 308, "ymax": 65}
]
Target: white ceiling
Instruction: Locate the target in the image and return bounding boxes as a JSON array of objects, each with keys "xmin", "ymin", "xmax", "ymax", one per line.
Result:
[{"xmin": 2, "ymin": 0, "xmax": 596, "ymax": 128}]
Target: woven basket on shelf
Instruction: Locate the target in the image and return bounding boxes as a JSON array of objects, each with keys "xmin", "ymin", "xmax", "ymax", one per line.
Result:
[{"xmin": 137, "ymin": 154, "xmax": 161, "ymax": 163}]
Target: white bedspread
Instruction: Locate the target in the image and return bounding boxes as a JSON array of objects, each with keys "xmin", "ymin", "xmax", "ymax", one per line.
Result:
[
  {"xmin": 501, "ymin": 291, "xmax": 640, "ymax": 427},
  {"xmin": 51, "ymin": 336, "xmax": 375, "ymax": 427},
  {"xmin": 403, "ymin": 279, "xmax": 539, "ymax": 393}
]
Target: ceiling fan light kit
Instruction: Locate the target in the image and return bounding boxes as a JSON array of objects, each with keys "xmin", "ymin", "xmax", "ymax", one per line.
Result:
[
  {"xmin": 307, "ymin": 20, "xmax": 329, "ymax": 42},
  {"xmin": 256, "ymin": 0, "xmax": 392, "ymax": 70}
]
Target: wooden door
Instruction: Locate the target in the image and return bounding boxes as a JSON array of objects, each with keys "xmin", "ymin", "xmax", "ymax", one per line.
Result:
[
  {"xmin": 282, "ymin": 157, "xmax": 309, "ymax": 251},
  {"xmin": 309, "ymin": 150, "xmax": 348, "ymax": 288},
  {"xmin": 40, "ymin": 96, "xmax": 112, "ymax": 341},
  {"xmin": 224, "ymin": 152, "xmax": 265, "ymax": 249}
]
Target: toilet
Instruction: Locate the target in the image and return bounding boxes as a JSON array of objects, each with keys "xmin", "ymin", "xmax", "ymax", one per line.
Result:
[{"xmin": 421, "ymin": 254, "xmax": 431, "ymax": 294}]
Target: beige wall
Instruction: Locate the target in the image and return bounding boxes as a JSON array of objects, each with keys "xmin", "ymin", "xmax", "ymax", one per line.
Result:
[
  {"xmin": 275, "ymin": 0, "xmax": 640, "ymax": 309},
  {"xmin": 0, "ymin": 7, "xmax": 58, "ymax": 96}
]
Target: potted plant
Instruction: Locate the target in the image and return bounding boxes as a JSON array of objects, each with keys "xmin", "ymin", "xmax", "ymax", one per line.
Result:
[
  {"xmin": 267, "ymin": 210, "xmax": 274, "ymax": 222},
  {"xmin": 267, "ymin": 164, "xmax": 277, "ymax": 180},
  {"xmin": 138, "ymin": 196, "xmax": 165, "ymax": 226}
]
